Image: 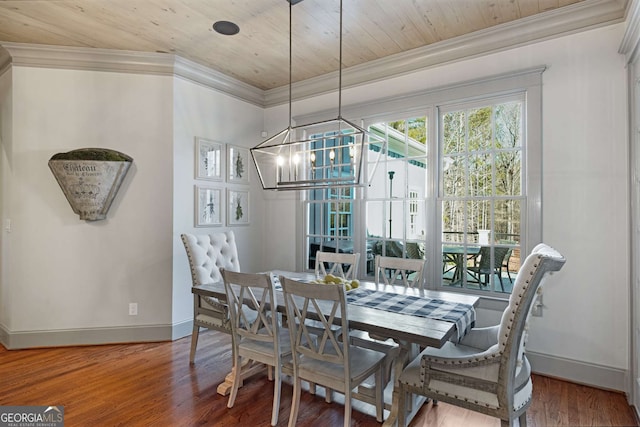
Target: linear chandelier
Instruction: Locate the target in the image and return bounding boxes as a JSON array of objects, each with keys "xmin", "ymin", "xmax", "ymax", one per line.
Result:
[{"xmin": 251, "ymin": 0, "xmax": 386, "ymax": 191}]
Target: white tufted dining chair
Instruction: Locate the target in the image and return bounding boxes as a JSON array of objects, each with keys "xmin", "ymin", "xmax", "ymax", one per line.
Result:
[
  {"xmin": 181, "ymin": 231, "xmax": 240, "ymax": 363},
  {"xmin": 396, "ymin": 243, "xmax": 566, "ymax": 427}
]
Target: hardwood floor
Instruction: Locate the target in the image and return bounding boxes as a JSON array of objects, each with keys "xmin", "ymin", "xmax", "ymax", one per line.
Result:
[{"xmin": 1, "ymin": 330, "xmax": 637, "ymax": 427}]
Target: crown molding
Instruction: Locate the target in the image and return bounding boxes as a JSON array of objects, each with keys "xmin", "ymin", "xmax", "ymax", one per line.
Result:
[
  {"xmin": 263, "ymin": 0, "xmax": 627, "ymax": 107},
  {"xmin": 0, "ymin": 42, "xmax": 265, "ymax": 106},
  {"xmin": 0, "ymin": 0, "xmax": 627, "ymax": 108},
  {"xmin": 172, "ymin": 56, "xmax": 264, "ymax": 106},
  {"xmin": 620, "ymin": 0, "xmax": 640, "ymax": 62}
]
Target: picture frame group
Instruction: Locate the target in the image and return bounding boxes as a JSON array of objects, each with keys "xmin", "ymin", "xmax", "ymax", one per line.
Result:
[{"xmin": 194, "ymin": 137, "xmax": 250, "ymax": 227}]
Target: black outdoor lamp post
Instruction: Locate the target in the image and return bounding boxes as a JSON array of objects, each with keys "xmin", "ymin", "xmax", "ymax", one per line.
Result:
[{"xmin": 388, "ymin": 171, "xmax": 395, "ymax": 239}]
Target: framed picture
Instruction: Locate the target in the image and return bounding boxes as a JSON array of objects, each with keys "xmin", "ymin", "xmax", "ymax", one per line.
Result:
[
  {"xmin": 227, "ymin": 145, "xmax": 250, "ymax": 184},
  {"xmin": 227, "ymin": 189, "xmax": 250, "ymax": 225},
  {"xmin": 196, "ymin": 137, "xmax": 223, "ymax": 181},
  {"xmin": 195, "ymin": 185, "xmax": 223, "ymax": 227}
]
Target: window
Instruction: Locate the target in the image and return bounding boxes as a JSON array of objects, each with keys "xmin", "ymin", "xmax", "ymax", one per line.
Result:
[
  {"xmin": 304, "ymin": 131, "xmax": 357, "ymax": 269},
  {"xmin": 299, "ymin": 68, "xmax": 543, "ymax": 297},
  {"xmin": 440, "ymin": 97, "xmax": 524, "ymax": 293},
  {"xmin": 365, "ymin": 118, "xmax": 427, "ymax": 274}
]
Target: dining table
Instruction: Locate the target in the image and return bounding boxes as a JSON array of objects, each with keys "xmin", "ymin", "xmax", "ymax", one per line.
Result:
[
  {"xmin": 193, "ymin": 270, "xmax": 479, "ymax": 426},
  {"xmin": 442, "ymin": 245, "xmax": 481, "ymax": 285}
]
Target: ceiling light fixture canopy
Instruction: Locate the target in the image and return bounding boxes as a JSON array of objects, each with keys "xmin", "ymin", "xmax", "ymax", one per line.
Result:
[
  {"xmin": 213, "ymin": 21, "xmax": 239, "ymax": 36},
  {"xmin": 251, "ymin": 0, "xmax": 385, "ymax": 191}
]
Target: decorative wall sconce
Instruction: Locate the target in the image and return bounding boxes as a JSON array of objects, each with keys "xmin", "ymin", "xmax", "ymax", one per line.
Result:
[{"xmin": 48, "ymin": 148, "xmax": 133, "ymax": 221}]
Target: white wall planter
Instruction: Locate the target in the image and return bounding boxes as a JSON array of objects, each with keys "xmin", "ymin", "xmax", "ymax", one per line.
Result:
[{"xmin": 48, "ymin": 148, "xmax": 133, "ymax": 221}]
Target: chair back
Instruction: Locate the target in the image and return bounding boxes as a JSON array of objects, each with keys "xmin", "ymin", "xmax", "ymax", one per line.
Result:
[
  {"xmin": 181, "ymin": 231, "xmax": 240, "ymax": 286},
  {"xmin": 280, "ymin": 276, "xmax": 351, "ymax": 372},
  {"xmin": 314, "ymin": 251, "xmax": 360, "ymax": 280},
  {"xmin": 497, "ymin": 243, "xmax": 565, "ymax": 390},
  {"xmin": 477, "ymin": 246, "xmax": 511, "ymax": 273},
  {"xmin": 222, "ymin": 270, "xmax": 280, "ymax": 351},
  {"xmin": 374, "ymin": 255, "xmax": 425, "ymax": 289}
]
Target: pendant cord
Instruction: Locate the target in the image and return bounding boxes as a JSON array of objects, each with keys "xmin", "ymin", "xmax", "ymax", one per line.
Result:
[{"xmin": 338, "ymin": 0, "xmax": 343, "ymax": 119}]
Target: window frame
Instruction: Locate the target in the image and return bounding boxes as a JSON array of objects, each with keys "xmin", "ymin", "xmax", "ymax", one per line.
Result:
[{"xmin": 295, "ymin": 67, "xmax": 544, "ymax": 297}]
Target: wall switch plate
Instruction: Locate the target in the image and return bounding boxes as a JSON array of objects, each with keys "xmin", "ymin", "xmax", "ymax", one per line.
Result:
[
  {"xmin": 531, "ymin": 295, "xmax": 543, "ymax": 317},
  {"xmin": 129, "ymin": 302, "xmax": 138, "ymax": 316}
]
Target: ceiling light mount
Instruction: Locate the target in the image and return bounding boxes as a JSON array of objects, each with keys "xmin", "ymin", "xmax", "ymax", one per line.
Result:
[{"xmin": 213, "ymin": 21, "xmax": 239, "ymax": 36}]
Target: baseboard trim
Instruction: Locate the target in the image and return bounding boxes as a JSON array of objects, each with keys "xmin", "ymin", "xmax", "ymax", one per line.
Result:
[
  {"xmin": 527, "ymin": 350, "xmax": 627, "ymax": 392},
  {"xmin": 0, "ymin": 323, "xmax": 628, "ymax": 395},
  {"xmin": 0, "ymin": 321, "xmax": 194, "ymax": 349}
]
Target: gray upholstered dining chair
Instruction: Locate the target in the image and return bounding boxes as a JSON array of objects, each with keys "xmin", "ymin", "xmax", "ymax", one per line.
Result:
[
  {"xmin": 373, "ymin": 255, "xmax": 425, "ymax": 289},
  {"xmin": 181, "ymin": 231, "xmax": 240, "ymax": 363},
  {"xmin": 221, "ymin": 269, "xmax": 291, "ymax": 427},
  {"xmin": 280, "ymin": 276, "xmax": 387, "ymax": 427},
  {"xmin": 314, "ymin": 251, "xmax": 360, "ymax": 280},
  {"xmin": 396, "ymin": 243, "xmax": 566, "ymax": 427}
]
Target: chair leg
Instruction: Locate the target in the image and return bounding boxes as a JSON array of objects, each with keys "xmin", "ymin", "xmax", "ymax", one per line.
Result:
[
  {"xmin": 227, "ymin": 356, "xmax": 243, "ymax": 408},
  {"xmin": 375, "ymin": 365, "xmax": 384, "ymax": 422},
  {"xmin": 270, "ymin": 365, "xmax": 281, "ymax": 426},
  {"xmin": 325, "ymin": 387, "xmax": 333, "ymax": 403},
  {"xmin": 288, "ymin": 377, "xmax": 302, "ymax": 427},
  {"xmin": 397, "ymin": 383, "xmax": 407, "ymax": 427},
  {"xmin": 189, "ymin": 325, "xmax": 199, "ymax": 364},
  {"xmin": 343, "ymin": 390, "xmax": 352, "ymax": 427},
  {"xmin": 519, "ymin": 411, "xmax": 528, "ymax": 427}
]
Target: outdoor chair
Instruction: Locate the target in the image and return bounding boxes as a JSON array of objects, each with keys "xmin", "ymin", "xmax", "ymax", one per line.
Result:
[
  {"xmin": 468, "ymin": 246, "xmax": 514, "ymax": 291},
  {"xmin": 280, "ymin": 276, "xmax": 387, "ymax": 427},
  {"xmin": 396, "ymin": 243, "xmax": 566, "ymax": 427}
]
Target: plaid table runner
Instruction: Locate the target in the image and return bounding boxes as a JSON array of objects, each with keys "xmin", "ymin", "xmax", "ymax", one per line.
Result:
[
  {"xmin": 271, "ymin": 274, "xmax": 475, "ymax": 341},
  {"xmin": 346, "ymin": 288, "xmax": 475, "ymax": 342}
]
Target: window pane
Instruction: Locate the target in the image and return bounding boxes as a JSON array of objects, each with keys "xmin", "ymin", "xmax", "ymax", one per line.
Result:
[
  {"xmin": 495, "ymin": 199, "xmax": 521, "ymax": 244},
  {"xmin": 468, "ymin": 106, "xmax": 492, "ymax": 151},
  {"xmin": 439, "ymin": 99, "xmax": 523, "ymax": 295},
  {"xmin": 495, "ymin": 151, "xmax": 522, "ymax": 196},
  {"xmin": 388, "ymin": 200, "xmax": 403, "ymax": 240},
  {"xmin": 495, "ymin": 102, "xmax": 522, "ymax": 148},
  {"xmin": 469, "ymin": 153, "xmax": 492, "ymax": 197},
  {"xmin": 443, "ymin": 155, "xmax": 465, "ymax": 197},
  {"xmin": 443, "ymin": 111, "xmax": 466, "ymax": 154},
  {"xmin": 468, "ymin": 199, "xmax": 491, "ymax": 243},
  {"xmin": 442, "ymin": 200, "xmax": 465, "ymax": 244},
  {"xmin": 406, "ymin": 197, "xmax": 426, "ymax": 239},
  {"xmin": 366, "ymin": 200, "xmax": 386, "ymax": 239}
]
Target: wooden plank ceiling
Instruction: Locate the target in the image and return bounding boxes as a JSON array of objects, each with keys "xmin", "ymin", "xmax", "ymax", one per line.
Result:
[{"xmin": 0, "ymin": 0, "xmax": 588, "ymax": 90}]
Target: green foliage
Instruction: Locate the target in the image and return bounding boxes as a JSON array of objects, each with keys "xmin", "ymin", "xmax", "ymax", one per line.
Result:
[
  {"xmin": 441, "ymin": 101, "xmax": 522, "ymax": 239},
  {"xmin": 51, "ymin": 148, "xmax": 132, "ymax": 162}
]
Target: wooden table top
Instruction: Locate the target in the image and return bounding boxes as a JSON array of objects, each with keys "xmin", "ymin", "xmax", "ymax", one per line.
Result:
[{"xmin": 194, "ymin": 270, "xmax": 479, "ymax": 349}]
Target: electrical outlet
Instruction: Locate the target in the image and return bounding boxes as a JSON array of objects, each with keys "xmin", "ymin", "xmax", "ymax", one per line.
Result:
[{"xmin": 129, "ymin": 302, "xmax": 138, "ymax": 316}]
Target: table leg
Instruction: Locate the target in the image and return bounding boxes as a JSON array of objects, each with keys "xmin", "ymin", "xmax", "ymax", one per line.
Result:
[
  {"xmin": 383, "ymin": 341, "xmax": 420, "ymax": 427},
  {"xmin": 216, "ymin": 359, "xmax": 267, "ymax": 396}
]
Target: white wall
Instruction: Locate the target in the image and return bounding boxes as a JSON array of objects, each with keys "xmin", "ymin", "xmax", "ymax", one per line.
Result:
[
  {"xmin": 0, "ymin": 67, "xmax": 12, "ymax": 333},
  {"xmin": 263, "ymin": 24, "xmax": 630, "ymax": 379},
  {"xmin": 0, "ymin": 66, "xmax": 175, "ymax": 345},
  {"xmin": 171, "ymin": 77, "xmax": 264, "ymax": 330}
]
